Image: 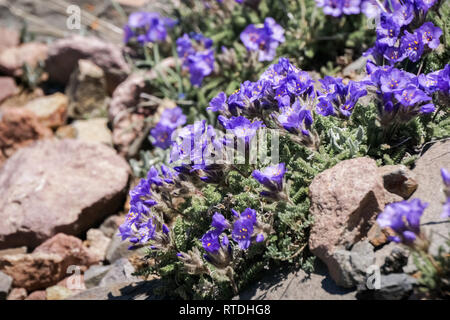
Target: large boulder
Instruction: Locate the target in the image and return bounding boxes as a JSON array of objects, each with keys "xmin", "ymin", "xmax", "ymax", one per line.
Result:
[
  {"xmin": 411, "ymin": 140, "xmax": 450, "ymax": 255},
  {"xmin": 308, "ymin": 157, "xmax": 386, "ymax": 286},
  {"xmin": 0, "ymin": 27, "xmax": 20, "ymax": 52},
  {"xmin": 0, "ymin": 139, "xmax": 130, "ymax": 249},
  {"xmin": 45, "ymin": 36, "xmax": 130, "ymax": 94},
  {"xmin": 0, "ymin": 107, "xmax": 53, "ymax": 166}
]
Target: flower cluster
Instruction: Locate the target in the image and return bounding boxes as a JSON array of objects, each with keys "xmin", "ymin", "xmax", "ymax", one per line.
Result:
[
  {"xmin": 240, "ymin": 17, "xmax": 285, "ymax": 61},
  {"xmin": 252, "ymin": 163, "xmax": 287, "ymax": 200},
  {"xmin": 124, "ymin": 12, "xmax": 176, "ymax": 44},
  {"xmin": 377, "ymin": 198, "xmax": 428, "ymax": 244},
  {"xmin": 316, "ymin": 76, "xmax": 368, "ymax": 117},
  {"xmin": 208, "ymin": 58, "xmax": 318, "ymax": 146},
  {"xmin": 441, "ymin": 168, "xmax": 450, "ymax": 219},
  {"xmin": 367, "ymin": 63, "xmax": 436, "ymax": 124},
  {"xmin": 176, "ymin": 33, "xmax": 215, "ymax": 86},
  {"xmin": 199, "ymin": 208, "xmax": 269, "ymax": 267},
  {"xmin": 150, "ymin": 107, "xmax": 187, "ymax": 149},
  {"xmin": 365, "ymin": 1, "xmax": 442, "ymax": 65}
]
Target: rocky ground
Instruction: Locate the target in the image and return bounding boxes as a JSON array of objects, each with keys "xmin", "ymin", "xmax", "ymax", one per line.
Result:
[{"xmin": 0, "ymin": 0, "xmax": 448, "ymax": 301}]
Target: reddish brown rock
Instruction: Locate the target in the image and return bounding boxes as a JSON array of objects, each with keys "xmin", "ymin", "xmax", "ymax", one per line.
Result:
[
  {"xmin": 0, "ymin": 77, "xmax": 19, "ymax": 103},
  {"xmin": 33, "ymin": 233, "xmax": 96, "ymax": 268},
  {"xmin": 0, "ymin": 139, "xmax": 130, "ymax": 249},
  {"xmin": 7, "ymin": 287, "xmax": 27, "ymax": 300},
  {"xmin": 45, "ymin": 36, "xmax": 130, "ymax": 94},
  {"xmin": 25, "ymin": 290, "xmax": 46, "ymax": 300},
  {"xmin": 0, "ymin": 28, "xmax": 20, "ymax": 52},
  {"xmin": 0, "ymin": 42, "xmax": 48, "ymax": 77},
  {"xmin": 0, "ymin": 107, "xmax": 53, "ymax": 166},
  {"xmin": 0, "ymin": 252, "xmax": 65, "ymax": 291},
  {"xmin": 23, "ymin": 93, "xmax": 68, "ymax": 129},
  {"xmin": 308, "ymin": 157, "xmax": 386, "ymax": 286}
]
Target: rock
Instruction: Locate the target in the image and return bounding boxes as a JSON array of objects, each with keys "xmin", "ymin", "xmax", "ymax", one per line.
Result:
[
  {"xmin": 367, "ymin": 223, "xmax": 396, "ymax": 247},
  {"xmin": 357, "ymin": 273, "xmax": 417, "ymax": 300},
  {"xmin": 72, "ymin": 118, "xmax": 113, "ymax": 146},
  {"xmin": 0, "ymin": 270, "xmax": 13, "ymax": 300},
  {"xmin": 235, "ymin": 260, "xmax": 356, "ymax": 300},
  {"xmin": 0, "ymin": 28, "xmax": 20, "ymax": 52},
  {"xmin": 66, "ymin": 59, "xmax": 109, "ymax": 119},
  {"xmin": 25, "ymin": 290, "xmax": 46, "ymax": 300},
  {"xmin": 0, "ymin": 77, "xmax": 19, "ymax": 103},
  {"xmin": 45, "ymin": 36, "xmax": 130, "ymax": 94},
  {"xmin": 0, "ymin": 107, "xmax": 53, "ymax": 166},
  {"xmin": 7, "ymin": 287, "xmax": 27, "ymax": 300},
  {"xmin": 69, "ymin": 280, "xmax": 162, "ymax": 300},
  {"xmin": 105, "ymin": 229, "xmax": 145, "ymax": 263},
  {"xmin": 99, "ymin": 258, "xmax": 140, "ymax": 287},
  {"xmin": 378, "ymin": 165, "xmax": 417, "ymax": 199},
  {"xmin": 46, "ymin": 285, "xmax": 74, "ymax": 300},
  {"xmin": 0, "ymin": 252, "xmax": 65, "ymax": 291},
  {"xmin": 57, "ymin": 274, "xmax": 86, "ymax": 295},
  {"xmin": 23, "ymin": 93, "xmax": 68, "ymax": 128},
  {"xmin": 411, "ymin": 140, "xmax": 450, "ymax": 256},
  {"xmin": 33, "ymin": 233, "xmax": 96, "ymax": 268},
  {"xmin": 308, "ymin": 157, "xmax": 386, "ymax": 286},
  {"xmin": 0, "ymin": 139, "xmax": 130, "ymax": 249},
  {"xmin": 0, "ymin": 87, "xmax": 44, "ymax": 109},
  {"xmin": 109, "ymin": 58, "xmax": 175, "ymax": 156},
  {"xmin": 84, "ymin": 265, "xmax": 111, "ymax": 289},
  {"xmin": 0, "ymin": 42, "xmax": 48, "ymax": 77},
  {"xmin": 375, "ymin": 242, "xmax": 409, "ymax": 274},
  {"xmin": 0, "ymin": 246, "xmax": 27, "ymax": 257},
  {"xmin": 83, "ymin": 229, "xmax": 111, "ymax": 263},
  {"xmin": 55, "ymin": 125, "xmax": 77, "ymax": 139},
  {"xmin": 100, "ymin": 215, "xmax": 125, "ymax": 238},
  {"xmin": 331, "ymin": 240, "xmax": 376, "ymax": 288}
]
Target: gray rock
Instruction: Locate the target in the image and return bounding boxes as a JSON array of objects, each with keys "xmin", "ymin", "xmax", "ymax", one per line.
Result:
[
  {"xmin": 99, "ymin": 258, "xmax": 140, "ymax": 287},
  {"xmin": 68, "ymin": 280, "xmax": 163, "ymax": 300},
  {"xmin": 378, "ymin": 165, "xmax": 418, "ymax": 199},
  {"xmin": 411, "ymin": 140, "xmax": 450, "ymax": 256},
  {"xmin": 375, "ymin": 242, "xmax": 409, "ymax": 274},
  {"xmin": 105, "ymin": 230, "xmax": 145, "ymax": 263},
  {"xmin": 0, "ymin": 271, "xmax": 13, "ymax": 300},
  {"xmin": 100, "ymin": 215, "xmax": 125, "ymax": 238},
  {"xmin": 357, "ymin": 273, "xmax": 417, "ymax": 300},
  {"xmin": 84, "ymin": 265, "xmax": 111, "ymax": 289},
  {"xmin": 234, "ymin": 260, "xmax": 356, "ymax": 300},
  {"xmin": 332, "ymin": 240, "xmax": 376, "ymax": 288}
]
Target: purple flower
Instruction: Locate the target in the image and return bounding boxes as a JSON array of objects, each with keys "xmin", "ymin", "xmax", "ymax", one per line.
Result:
[
  {"xmin": 342, "ymin": 0, "xmax": 361, "ymax": 14},
  {"xmin": 221, "ymin": 116, "xmax": 263, "ymax": 145},
  {"xmin": 277, "ymin": 100, "xmax": 313, "ymax": 135},
  {"xmin": 159, "ymin": 107, "xmax": 187, "ymax": 129},
  {"xmin": 436, "ymin": 64, "xmax": 450, "ymax": 95},
  {"xmin": 376, "ymin": 13, "xmax": 401, "ymax": 47},
  {"xmin": 231, "ymin": 218, "xmax": 254, "ymax": 250},
  {"xmin": 415, "ymin": 22, "xmax": 442, "ymax": 50},
  {"xmin": 252, "ymin": 163, "xmax": 286, "ymax": 192},
  {"xmin": 316, "ymin": 0, "xmax": 343, "ymax": 17},
  {"xmin": 176, "ymin": 33, "xmax": 215, "ymax": 86},
  {"xmin": 207, "ymin": 92, "xmax": 227, "ymax": 112},
  {"xmin": 391, "ymin": 1, "xmax": 414, "ymax": 27},
  {"xmin": 147, "ymin": 166, "xmax": 164, "ymax": 186},
  {"xmin": 400, "ymin": 31, "xmax": 424, "ymax": 63},
  {"xmin": 415, "ymin": 0, "xmax": 437, "ymax": 12},
  {"xmin": 124, "ymin": 12, "xmax": 176, "ymax": 44},
  {"xmin": 441, "ymin": 168, "xmax": 450, "ymax": 187},
  {"xmin": 150, "ymin": 123, "xmax": 174, "ymax": 149},
  {"xmin": 394, "ymin": 86, "xmax": 432, "ymax": 107},
  {"xmin": 201, "ymin": 230, "xmax": 221, "ymax": 253},
  {"xmin": 377, "ymin": 199, "xmax": 428, "ymax": 244},
  {"xmin": 240, "ymin": 17, "xmax": 285, "ymax": 62},
  {"xmin": 239, "ymin": 208, "xmax": 258, "ymax": 225},
  {"xmin": 442, "ymin": 198, "xmax": 450, "ymax": 219},
  {"xmin": 211, "ymin": 212, "xmax": 231, "ymax": 231}
]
